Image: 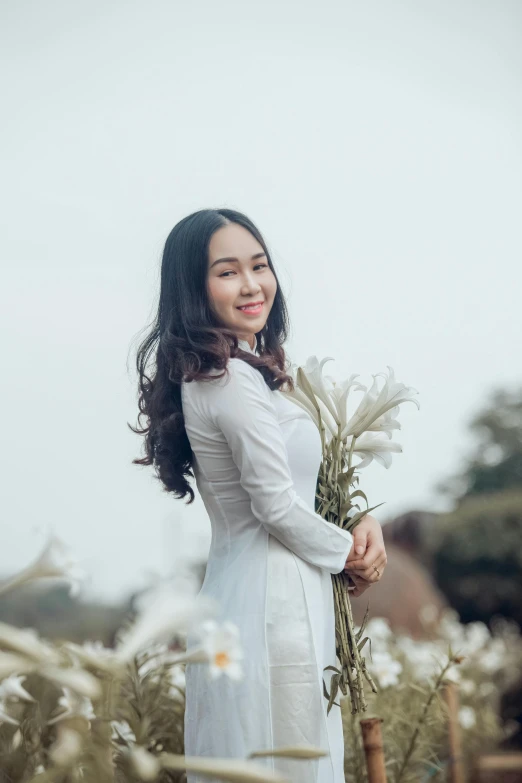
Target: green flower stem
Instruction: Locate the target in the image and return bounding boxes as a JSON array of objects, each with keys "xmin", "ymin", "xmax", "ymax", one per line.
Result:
[{"xmin": 394, "ymin": 656, "xmax": 458, "ymax": 783}]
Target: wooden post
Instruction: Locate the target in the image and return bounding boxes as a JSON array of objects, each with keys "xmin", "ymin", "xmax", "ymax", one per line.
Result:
[
  {"xmin": 443, "ymin": 681, "xmax": 465, "ymax": 783},
  {"xmin": 471, "ymin": 752, "xmax": 522, "ymax": 782},
  {"xmin": 360, "ymin": 717, "xmax": 387, "ymax": 783}
]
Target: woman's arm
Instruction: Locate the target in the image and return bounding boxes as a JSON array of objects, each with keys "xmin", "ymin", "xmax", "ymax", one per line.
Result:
[{"xmin": 187, "ymin": 359, "xmax": 354, "ymax": 575}]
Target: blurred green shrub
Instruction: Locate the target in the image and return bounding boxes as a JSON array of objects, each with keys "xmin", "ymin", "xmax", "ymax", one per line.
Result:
[{"xmin": 432, "ymin": 490, "xmax": 522, "ymax": 627}]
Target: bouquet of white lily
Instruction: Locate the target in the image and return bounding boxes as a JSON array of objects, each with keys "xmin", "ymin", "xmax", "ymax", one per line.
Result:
[{"xmin": 283, "ymin": 357, "xmax": 420, "ymax": 714}]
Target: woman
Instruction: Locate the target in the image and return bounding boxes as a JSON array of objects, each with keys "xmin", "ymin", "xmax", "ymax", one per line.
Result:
[{"xmin": 132, "ymin": 208, "xmax": 387, "ymax": 783}]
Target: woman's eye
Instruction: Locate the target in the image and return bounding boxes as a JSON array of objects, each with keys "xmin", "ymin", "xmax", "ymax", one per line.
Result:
[{"xmin": 220, "ymin": 264, "xmax": 268, "ymax": 278}]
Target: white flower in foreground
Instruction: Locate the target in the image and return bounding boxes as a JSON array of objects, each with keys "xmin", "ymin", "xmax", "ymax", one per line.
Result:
[
  {"xmin": 40, "ymin": 666, "xmax": 102, "ymax": 700},
  {"xmin": 458, "ymin": 706, "xmax": 476, "ymax": 730},
  {"xmin": 0, "ymin": 700, "xmax": 20, "ymax": 726},
  {"xmin": 168, "ymin": 620, "xmax": 244, "ymax": 680},
  {"xmin": 114, "ymin": 581, "xmax": 218, "ymax": 665},
  {"xmin": 296, "ymin": 356, "xmax": 339, "ymax": 423},
  {"xmin": 11, "ymin": 728, "xmax": 22, "ymax": 750},
  {"xmin": 0, "ymin": 622, "xmax": 60, "ymax": 666},
  {"xmin": 396, "ymin": 637, "xmax": 445, "ymax": 681},
  {"xmin": 480, "ymin": 639, "xmax": 507, "ymax": 673},
  {"xmin": 479, "ymin": 682, "xmax": 496, "ymax": 697},
  {"xmin": 0, "ymin": 534, "xmax": 86, "ymax": 598},
  {"xmin": 168, "ymin": 664, "xmax": 186, "ymax": 700},
  {"xmin": 191, "ymin": 620, "xmax": 244, "ymax": 680},
  {"xmin": 48, "ymin": 687, "xmax": 96, "ymax": 726},
  {"xmin": 62, "ymin": 639, "xmax": 116, "ymax": 674},
  {"xmin": 342, "ymin": 366, "xmax": 419, "ymax": 440},
  {"xmin": 111, "ymin": 719, "xmax": 136, "ymax": 745},
  {"xmin": 128, "ymin": 746, "xmax": 161, "ymax": 781},
  {"xmin": 444, "ymin": 665, "xmax": 462, "ymax": 684},
  {"xmin": 352, "ymin": 432, "xmax": 402, "ymax": 469},
  {"xmin": 460, "ymin": 679, "xmax": 476, "ymax": 696},
  {"xmin": 368, "ymin": 651, "xmax": 402, "ymax": 688},
  {"xmin": 0, "ymin": 674, "xmax": 35, "ymax": 703},
  {"xmin": 419, "ymin": 603, "xmax": 440, "ymax": 626},
  {"xmin": 49, "ymin": 725, "xmax": 83, "ymax": 768},
  {"xmin": 365, "ymin": 617, "xmax": 393, "ymax": 646},
  {"xmin": 137, "ymin": 642, "xmax": 172, "ymax": 678},
  {"xmin": 464, "ymin": 622, "xmax": 491, "ymax": 653},
  {"xmin": 0, "ymin": 652, "xmax": 36, "ymax": 680}
]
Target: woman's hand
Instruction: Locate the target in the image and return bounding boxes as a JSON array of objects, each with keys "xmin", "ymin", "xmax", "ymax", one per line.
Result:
[{"xmin": 344, "ymin": 514, "xmax": 387, "ymax": 597}]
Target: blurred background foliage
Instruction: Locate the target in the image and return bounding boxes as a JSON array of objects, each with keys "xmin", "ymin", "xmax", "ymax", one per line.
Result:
[{"xmin": 383, "ymin": 383, "xmax": 522, "ymax": 632}]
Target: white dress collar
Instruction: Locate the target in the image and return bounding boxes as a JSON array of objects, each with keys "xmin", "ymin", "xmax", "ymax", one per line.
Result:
[{"xmin": 238, "ymin": 337, "xmax": 258, "ymax": 355}]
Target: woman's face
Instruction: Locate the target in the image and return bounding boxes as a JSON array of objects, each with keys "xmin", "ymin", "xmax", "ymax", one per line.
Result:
[{"xmin": 207, "ymin": 223, "xmax": 277, "ymax": 347}]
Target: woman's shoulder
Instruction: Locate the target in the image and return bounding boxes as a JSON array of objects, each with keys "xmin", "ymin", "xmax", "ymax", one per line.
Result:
[
  {"xmin": 182, "ymin": 357, "xmax": 266, "ymax": 397},
  {"xmin": 182, "ymin": 358, "xmax": 270, "ymax": 426}
]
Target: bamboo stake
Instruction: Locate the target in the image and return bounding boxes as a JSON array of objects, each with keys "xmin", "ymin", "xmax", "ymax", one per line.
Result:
[
  {"xmin": 360, "ymin": 718, "xmax": 387, "ymax": 783},
  {"xmin": 472, "ymin": 753, "xmax": 522, "ymax": 782},
  {"xmin": 443, "ymin": 681, "xmax": 465, "ymax": 783}
]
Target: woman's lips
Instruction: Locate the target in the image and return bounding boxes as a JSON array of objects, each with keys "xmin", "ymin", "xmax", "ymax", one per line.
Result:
[{"xmin": 236, "ymin": 302, "xmax": 264, "ymax": 315}]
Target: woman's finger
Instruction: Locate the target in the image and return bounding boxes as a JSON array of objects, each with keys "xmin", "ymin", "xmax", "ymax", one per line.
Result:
[
  {"xmin": 345, "ymin": 552, "xmax": 387, "ymax": 583},
  {"xmin": 357, "ymin": 553, "xmax": 387, "ymax": 582},
  {"xmin": 349, "ymin": 574, "xmax": 372, "ymax": 597},
  {"xmin": 345, "ymin": 543, "xmax": 386, "ymax": 574}
]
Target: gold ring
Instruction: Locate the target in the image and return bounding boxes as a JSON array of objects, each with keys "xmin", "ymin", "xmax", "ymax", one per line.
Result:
[{"xmin": 373, "ymin": 564, "xmax": 381, "ymax": 577}]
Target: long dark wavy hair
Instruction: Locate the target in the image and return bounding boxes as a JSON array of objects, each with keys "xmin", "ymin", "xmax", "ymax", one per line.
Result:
[{"xmin": 129, "ymin": 208, "xmax": 295, "ymax": 504}]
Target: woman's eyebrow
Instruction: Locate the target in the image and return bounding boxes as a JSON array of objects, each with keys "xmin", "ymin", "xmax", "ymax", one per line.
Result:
[{"xmin": 209, "ymin": 251, "xmax": 266, "ymax": 269}]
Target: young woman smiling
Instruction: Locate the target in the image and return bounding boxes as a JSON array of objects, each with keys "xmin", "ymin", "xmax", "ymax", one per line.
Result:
[{"xmin": 132, "ymin": 208, "xmax": 387, "ymax": 783}]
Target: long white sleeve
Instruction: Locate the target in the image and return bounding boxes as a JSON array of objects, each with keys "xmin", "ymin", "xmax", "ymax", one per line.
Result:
[{"xmin": 190, "ymin": 359, "xmax": 353, "ymax": 574}]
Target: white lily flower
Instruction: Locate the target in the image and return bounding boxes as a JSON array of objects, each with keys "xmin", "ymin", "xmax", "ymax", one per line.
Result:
[
  {"xmin": 40, "ymin": 666, "xmax": 102, "ymax": 700},
  {"xmin": 111, "ymin": 719, "xmax": 136, "ymax": 745},
  {"xmin": 200, "ymin": 621, "xmax": 243, "ymax": 680},
  {"xmin": 169, "ymin": 620, "xmax": 244, "ymax": 680},
  {"xmin": 342, "ymin": 366, "xmax": 419, "ymax": 440},
  {"xmin": 62, "ymin": 639, "xmax": 116, "ymax": 674},
  {"xmin": 352, "ymin": 432, "xmax": 402, "ymax": 469},
  {"xmin": 364, "ymin": 618, "xmax": 393, "ymax": 646},
  {"xmin": 168, "ymin": 664, "xmax": 186, "ymax": 700},
  {"xmin": 444, "ymin": 665, "xmax": 461, "ymax": 684},
  {"xmin": 49, "ymin": 725, "xmax": 83, "ymax": 768},
  {"xmin": 0, "ymin": 622, "xmax": 61, "ymax": 666},
  {"xmin": 396, "ymin": 637, "xmax": 447, "ymax": 681},
  {"xmin": 47, "ymin": 687, "xmax": 96, "ymax": 726},
  {"xmin": 286, "ymin": 357, "xmax": 366, "ymax": 442},
  {"xmin": 285, "ymin": 365, "xmax": 338, "ymax": 438},
  {"xmin": 460, "ymin": 679, "xmax": 476, "ymax": 696},
  {"xmin": 0, "ymin": 534, "xmax": 86, "ymax": 598},
  {"xmin": 11, "ymin": 728, "xmax": 22, "ymax": 750},
  {"xmin": 327, "ymin": 374, "xmax": 368, "ymax": 431},
  {"xmin": 365, "ymin": 405, "xmax": 402, "ymax": 440},
  {"xmin": 0, "ymin": 700, "xmax": 20, "ymax": 726},
  {"xmin": 299, "ymin": 356, "xmax": 339, "ymax": 422},
  {"xmin": 285, "ymin": 358, "xmax": 414, "ymax": 455},
  {"xmin": 480, "ymin": 644, "xmax": 506, "ymax": 674},
  {"xmin": 458, "ymin": 706, "xmax": 476, "ymax": 730},
  {"xmin": 136, "ymin": 642, "xmax": 173, "ymax": 678},
  {"xmin": 0, "ymin": 674, "xmax": 35, "ymax": 703},
  {"xmin": 114, "ymin": 581, "xmax": 218, "ymax": 665},
  {"xmin": 367, "ymin": 651, "xmax": 403, "ymax": 688},
  {"xmin": 0, "ymin": 651, "xmax": 36, "ymax": 680}
]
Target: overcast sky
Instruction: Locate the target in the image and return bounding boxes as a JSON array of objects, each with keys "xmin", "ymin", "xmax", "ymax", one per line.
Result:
[{"xmin": 1, "ymin": 0, "xmax": 520, "ymax": 602}]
